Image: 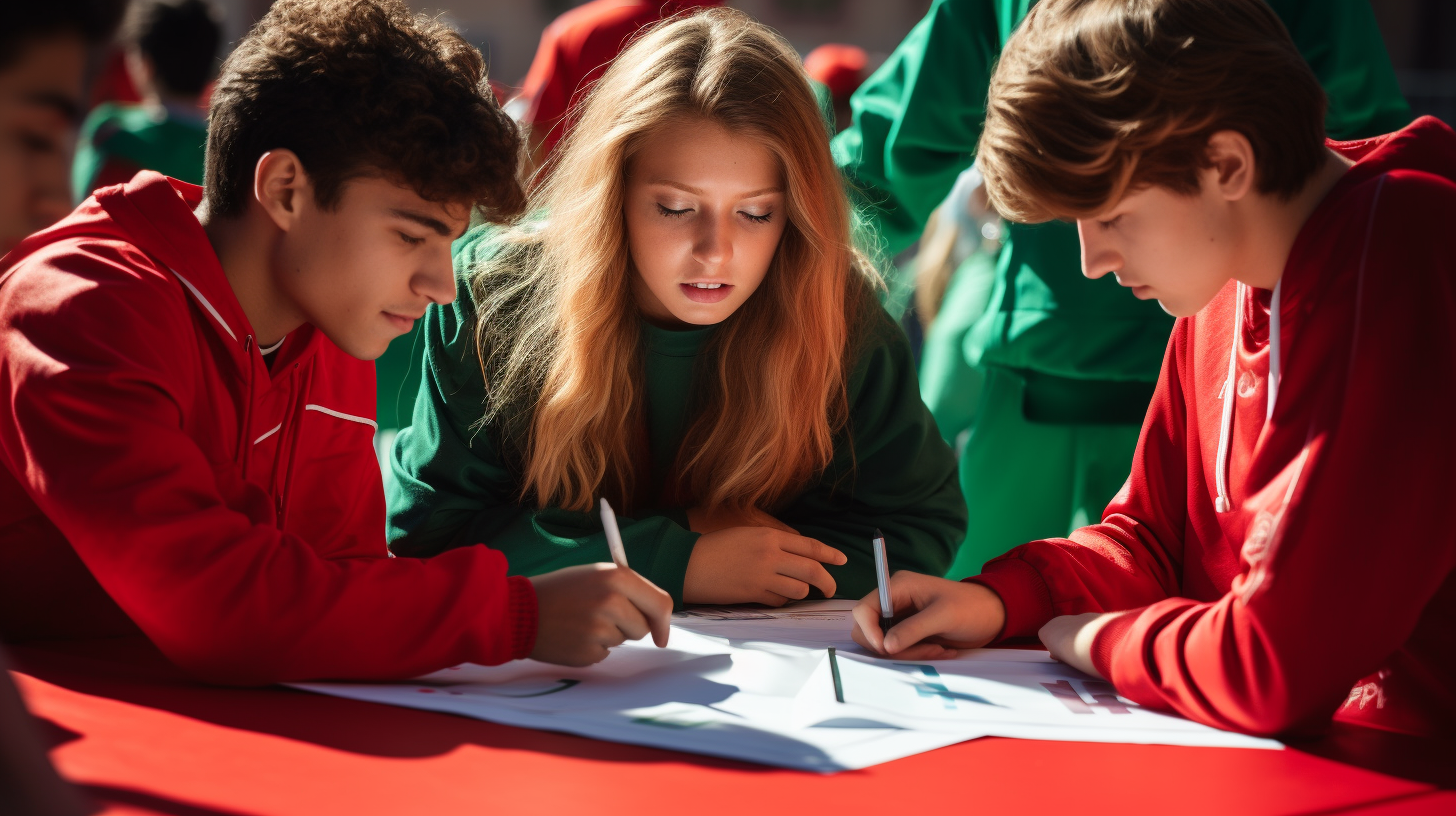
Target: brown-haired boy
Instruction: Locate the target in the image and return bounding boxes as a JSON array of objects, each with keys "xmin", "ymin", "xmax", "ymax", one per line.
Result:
[
  {"xmin": 852, "ymin": 0, "xmax": 1455, "ymax": 738},
  {"xmin": 0, "ymin": 0, "xmax": 671, "ymax": 683}
]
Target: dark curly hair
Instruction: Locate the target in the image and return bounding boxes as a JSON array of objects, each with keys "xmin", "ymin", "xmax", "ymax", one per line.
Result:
[{"xmin": 204, "ymin": 0, "xmax": 526, "ymax": 222}]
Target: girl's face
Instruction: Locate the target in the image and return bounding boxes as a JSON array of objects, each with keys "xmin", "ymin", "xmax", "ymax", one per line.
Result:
[{"xmin": 624, "ymin": 118, "xmax": 787, "ymax": 328}]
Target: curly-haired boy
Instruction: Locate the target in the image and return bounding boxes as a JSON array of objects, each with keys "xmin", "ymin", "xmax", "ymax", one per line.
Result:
[
  {"xmin": 0, "ymin": 0, "xmax": 672, "ymax": 683},
  {"xmin": 852, "ymin": 0, "xmax": 1455, "ymax": 738}
]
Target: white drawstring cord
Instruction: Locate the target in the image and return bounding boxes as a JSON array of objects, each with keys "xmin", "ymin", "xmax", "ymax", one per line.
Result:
[
  {"xmin": 1213, "ymin": 283, "xmax": 1243, "ymax": 513},
  {"xmin": 1267, "ymin": 278, "xmax": 1282, "ymax": 422},
  {"xmin": 1213, "ymin": 279, "xmax": 1282, "ymax": 514}
]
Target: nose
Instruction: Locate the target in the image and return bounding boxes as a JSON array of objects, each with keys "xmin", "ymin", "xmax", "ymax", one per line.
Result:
[
  {"xmin": 416, "ymin": 245, "xmax": 457, "ymax": 306},
  {"xmin": 1076, "ymin": 219, "xmax": 1121, "ymax": 281},
  {"xmin": 691, "ymin": 211, "xmax": 733, "ymax": 269}
]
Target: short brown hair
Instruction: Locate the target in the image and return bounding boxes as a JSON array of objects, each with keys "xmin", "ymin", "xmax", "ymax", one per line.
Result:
[
  {"xmin": 204, "ymin": 0, "xmax": 525, "ymax": 221},
  {"xmin": 978, "ymin": 0, "xmax": 1327, "ymax": 222}
]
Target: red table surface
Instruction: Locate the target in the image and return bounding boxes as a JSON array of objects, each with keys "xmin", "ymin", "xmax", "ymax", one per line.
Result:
[{"xmin": 9, "ymin": 638, "xmax": 1455, "ymax": 816}]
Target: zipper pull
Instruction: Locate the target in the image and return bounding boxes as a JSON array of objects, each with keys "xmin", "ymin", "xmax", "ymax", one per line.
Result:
[{"xmin": 244, "ymin": 335, "xmax": 254, "ymax": 355}]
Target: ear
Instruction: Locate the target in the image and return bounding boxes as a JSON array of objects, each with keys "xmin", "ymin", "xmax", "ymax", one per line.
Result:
[
  {"xmin": 252, "ymin": 149, "xmax": 312, "ymax": 233},
  {"xmin": 1203, "ymin": 130, "xmax": 1256, "ymax": 203}
]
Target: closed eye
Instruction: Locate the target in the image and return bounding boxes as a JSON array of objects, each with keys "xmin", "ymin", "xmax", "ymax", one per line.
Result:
[
  {"xmin": 740, "ymin": 211, "xmax": 773, "ymax": 224},
  {"xmin": 398, "ymin": 231, "xmax": 425, "ymax": 246},
  {"xmin": 656, "ymin": 204, "xmax": 692, "ymax": 218},
  {"xmin": 1099, "ymin": 215, "xmax": 1123, "ymax": 230}
]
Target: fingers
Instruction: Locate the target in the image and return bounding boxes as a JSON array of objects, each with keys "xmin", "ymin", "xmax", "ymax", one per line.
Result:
[
  {"xmin": 777, "ymin": 534, "xmax": 847, "ymax": 566},
  {"xmin": 757, "ymin": 591, "xmax": 791, "ymax": 607},
  {"xmin": 882, "ymin": 603, "xmax": 955, "ymax": 654},
  {"xmin": 771, "ymin": 553, "xmax": 836, "ymax": 599},
  {"xmin": 613, "ymin": 568, "xmax": 674, "ymax": 648},
  {"xmin": 883, "ymin": 642, "xmax": 958, "ymax": 661},
  {"xmin": 765, "ymin": 573, "xmax": 812, "ymax": 601},
  {"xmin": 850, "ymin": 595, "xmax": 886, "ymax": 653},
  {"xmin": 606, "ymin": 593, "xmax": 651, "ymax": 644}
]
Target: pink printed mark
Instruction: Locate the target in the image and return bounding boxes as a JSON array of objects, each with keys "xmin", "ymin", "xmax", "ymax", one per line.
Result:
[
  {"xmin": 417, "ymin": 688, "xmax": 436, "ymax": 693},
  {"xmin": 1041, "ymin": 680, "xmax": 1132, "ymax": 714}
]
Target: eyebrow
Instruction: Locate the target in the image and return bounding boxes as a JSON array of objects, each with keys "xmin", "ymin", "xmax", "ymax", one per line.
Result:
[
  {"xmin": 390, "ymin": 208, "xmax": 462, "ymax": 239},
  {"xmin": 23, "ymin": 91, "xmax": 82, "ymax": 123},
  {"xmin": 648, "ymin": 180, "xmax": 783, "ymax": 198}
]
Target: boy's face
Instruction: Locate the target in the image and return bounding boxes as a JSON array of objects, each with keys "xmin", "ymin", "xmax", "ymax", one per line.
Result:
[
  {"xmin": 1076, "ymin": 176, "xmax": 1239, "ymax": 318},
  {"xmin": 624, "ymin": 118, "xmax": 787, "ymax": 328},
  {"xmin": 275, "ymin": 176, "xmax": 467, "ymax": 360},
  {"xmin": 0, "ymin": 34, "xmax": 87, "ymax": 254}
]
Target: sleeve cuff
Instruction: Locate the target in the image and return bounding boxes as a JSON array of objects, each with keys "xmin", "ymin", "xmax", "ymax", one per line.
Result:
[
  {"xmin": 965, "ymin": 557, "xmax": 1055, "ymax": 641},
  {"xmin": 1090, "ymin": 609, "xmax": 1138, "ymax": 681},
  {"xmin": 644, "ymin": 522, "xmax": 700, "ymax": 611},
  {"xmin": 505, "ymin": 574, "xmax": 538, "ymax": 661}
]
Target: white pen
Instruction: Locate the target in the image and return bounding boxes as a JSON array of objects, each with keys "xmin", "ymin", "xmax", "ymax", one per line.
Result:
[
  {"xmin": 872, "ymin": 528, "xmax": 894, "ymax": 630},
  {"xmin": 599, "ymin": 497, "xmax": 629, "ymax": 568}
]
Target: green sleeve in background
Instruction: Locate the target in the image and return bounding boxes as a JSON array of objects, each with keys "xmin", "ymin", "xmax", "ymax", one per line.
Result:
[
  {"xmin": 831, "ymin": 0, "xmax": 1003, "ymax": 259},
  {"xmin": 386, "ymin": 227, "xmax": 700, "ymax": 604},
  {"xmin": 1270, "ymin": 0, "xmax": 1413, "ymax": 139},
  {"xmin": 919, "ymin": 251, "xmax": 997, "ymax": 443}
]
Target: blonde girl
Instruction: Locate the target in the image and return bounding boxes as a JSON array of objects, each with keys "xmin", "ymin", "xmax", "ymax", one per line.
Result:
[{"xmin": 387, "ymin": 8, "xmax": 964, "ymax": 609}]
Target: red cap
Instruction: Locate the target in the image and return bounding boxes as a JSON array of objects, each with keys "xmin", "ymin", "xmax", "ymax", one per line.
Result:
[{"xmin": 804, "ymin": 43, "xmax": 868, "ymax": 101}]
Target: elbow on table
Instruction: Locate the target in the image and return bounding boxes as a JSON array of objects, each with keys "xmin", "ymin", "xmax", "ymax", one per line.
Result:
[
  {"xmin": 1205, "ymin": 681, "xmax": 1340, "ymax": 739},
  {"xmin": 151, "ymin": 629, "xmax": 306, "ymax": 687}
]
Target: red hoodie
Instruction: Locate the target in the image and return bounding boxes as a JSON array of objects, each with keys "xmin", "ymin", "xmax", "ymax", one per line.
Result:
[
  {"xmin": 0, "ymin": 172, "xmax": 536, "ymax": 684},
  {"xmin": 972, "ymin": 117, "xmax": 1456, "ymax": 739},
  {"xmin": 519, "ymin": 0, "xmax": 723, "ymax": 160}
]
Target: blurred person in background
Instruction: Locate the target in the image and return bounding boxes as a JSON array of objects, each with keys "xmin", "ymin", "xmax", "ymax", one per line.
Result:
[
  {"xmin": 803, "ymin": 43, "xmax": 867, "ymax": 133},
  {"xmin": 514, "ymin": 0, "xmax": 724, "ymax": 178},
  {"xmin": 2, "ymin": 6, "xmax": 127, "ymax": 813},
  {"xmin": 72, "ymin": 0, "xmax": 221, "ymax": 201},
  {"xmin": 913, "ymin": 164, "xmax": 1003, "ymax": 456},
  {"xmin": 833, "ymin": 0, "xmax": 1413, "ymax": 580},
  {"xmin": 0, "ymin": 0, "xmax": 127, "ymax": 255}
]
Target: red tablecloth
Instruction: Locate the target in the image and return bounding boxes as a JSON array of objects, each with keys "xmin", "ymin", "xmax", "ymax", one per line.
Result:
[{"xmin": 10, "ymin": 639, "xmax": 1455, "ymax": 816}]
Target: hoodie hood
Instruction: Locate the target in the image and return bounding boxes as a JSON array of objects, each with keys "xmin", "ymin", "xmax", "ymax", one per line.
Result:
[
  {"xmin": 1332, "ymin": 115, "xmax": 1456, "ymax": 192},
  {"xmin": 3, "ymin": 171, "xmax": 320, "ymax": 377}
]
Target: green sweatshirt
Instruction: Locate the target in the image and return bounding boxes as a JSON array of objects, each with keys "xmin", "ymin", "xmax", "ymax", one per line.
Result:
[
  {"xmin": 833, "ymin": 0, "xmax": 1412, "ymax": 396},
  {"xmin": 72, "ymin": 103, "xmax": 208, "ymax": 203},
  {"xmin": 385, "ymin": 227, "xmax": 966, "ymax": 606}
]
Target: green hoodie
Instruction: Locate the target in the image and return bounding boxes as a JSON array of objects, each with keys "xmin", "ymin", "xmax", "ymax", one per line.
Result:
[
  {"xmin": 832, "ymin": 0, "xmax": 1412, "ymax": 394},
  {"xmin": 72, "ymin": 103, "xmax": 208, "ymax": 203},
  {"xmin": 385, "ymin": 227, "xmax": 966, "ymax": 606}
]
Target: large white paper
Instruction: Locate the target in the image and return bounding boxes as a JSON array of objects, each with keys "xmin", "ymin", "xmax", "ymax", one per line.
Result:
[{"xmin": 291, "ymin": 599, "xmax": 1279, "ymax": 772}]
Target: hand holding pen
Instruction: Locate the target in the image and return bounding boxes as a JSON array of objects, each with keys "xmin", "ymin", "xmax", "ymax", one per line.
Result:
[{"xmin": 850, "ymin": 531, "xmax": 1007, "ymax": 659}]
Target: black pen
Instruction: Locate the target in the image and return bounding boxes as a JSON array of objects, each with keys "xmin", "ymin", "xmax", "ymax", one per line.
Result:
[
  {"xmin": 828, "ymin": 647, "xmax": 844, "ymax": 703},
  {"xmin": 872, "ymin": 528, "xmax": 897, "ymax": 634}
]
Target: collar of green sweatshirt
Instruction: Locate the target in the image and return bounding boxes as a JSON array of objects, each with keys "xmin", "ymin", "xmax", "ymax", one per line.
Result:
[
  {"xmin": 385, "ymin": 225, "xmax": 968, "ymax": 607},
  {"xmin": 640, "ymin": 321, "xmax": 715, "ymax": 501}
]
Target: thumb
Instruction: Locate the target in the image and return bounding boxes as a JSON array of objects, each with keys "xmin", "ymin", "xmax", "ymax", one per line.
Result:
[{"xmin": 882, "ymin": 603, "xmax": 948, "ymax": 654}]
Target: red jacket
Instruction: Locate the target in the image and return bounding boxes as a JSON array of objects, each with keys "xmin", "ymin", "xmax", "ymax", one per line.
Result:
[
  {"xmin": 0, "ymin": 173, "xmax": 536, "ymax": 684},
  {"xmin": 519, "ymin": 0, "xmax": 722, "ymax": 160},
  {"xmin": 973, "ymin": 117, "xmax": 1456, "ymax": 738}
]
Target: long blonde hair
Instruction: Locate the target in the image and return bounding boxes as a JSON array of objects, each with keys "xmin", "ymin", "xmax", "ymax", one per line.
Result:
[{"xmin": 473, "ymin": 8, "xmax": 879, "ymax": 514}]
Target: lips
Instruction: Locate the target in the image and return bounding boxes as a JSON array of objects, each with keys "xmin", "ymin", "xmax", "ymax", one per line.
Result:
[
  {"xmin": 680, "ymin": 282, "xmax": 733, "ymax": 304},
  {"xmin": 383, "ymin": 311, "xmax": 421, "ymax": 333}
]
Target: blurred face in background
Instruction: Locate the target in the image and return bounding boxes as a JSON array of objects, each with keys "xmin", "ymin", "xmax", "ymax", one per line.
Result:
[{"xmin": 0, "ymin": 33, "xmax": 87, "ymax": 254}]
